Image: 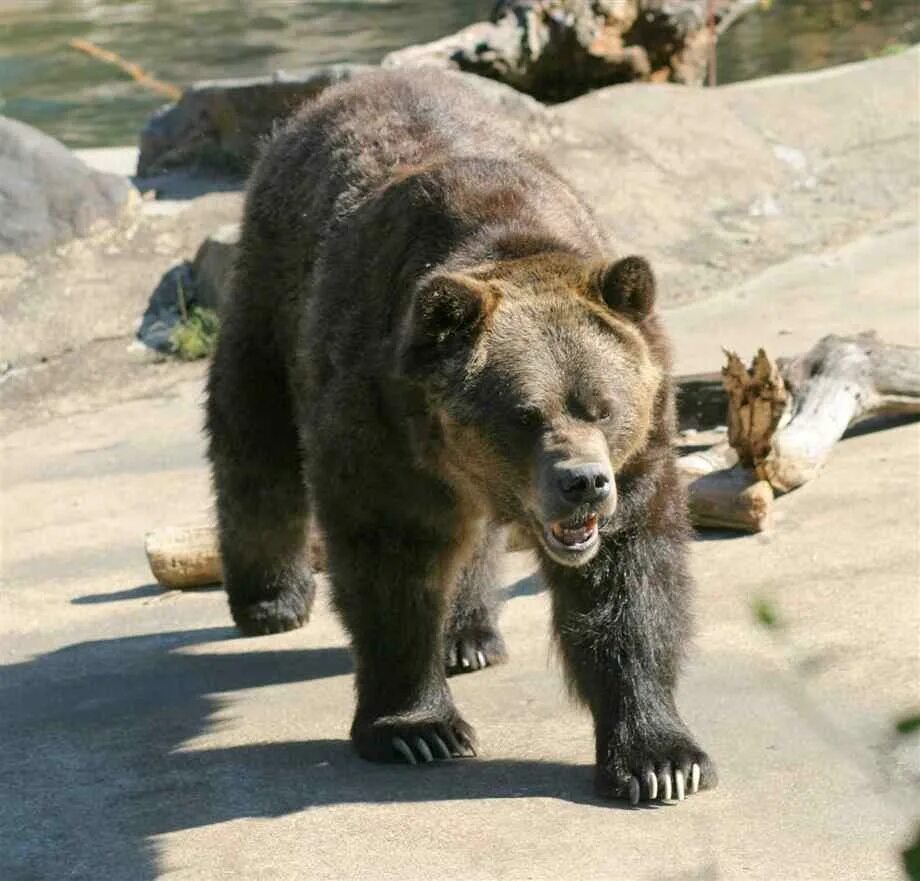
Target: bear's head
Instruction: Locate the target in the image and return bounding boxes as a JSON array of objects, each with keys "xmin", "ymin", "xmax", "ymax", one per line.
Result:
[{"xmin": 399, "ymin": 253, "xmax": 663, "ymax": 567}]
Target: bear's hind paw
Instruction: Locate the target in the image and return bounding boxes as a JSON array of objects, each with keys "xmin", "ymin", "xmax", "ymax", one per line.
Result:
[
  {"xmin": 353, "ymin": 714, "xmax": 477, "ymax": 764},
  {"xmin": 444, "ymin": 628, "xmax": 507, "ymax": 676}
]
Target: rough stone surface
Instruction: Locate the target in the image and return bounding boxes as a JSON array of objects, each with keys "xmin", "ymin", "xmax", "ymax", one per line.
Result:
[
  {"xmin": 138, "ymin": 65, "xmax": 373, "ymax": 176},
  {"xmin": 0, "ymin": 116, "xmax": 136, "ymax": 255},
  {"xmin": 0, "ymin": 183, "xmax": 242, "ymax": 366},
  {"xmin": 155, "ymin": 49, "xmax": 919, "ymax": 314},
  {"xmin": 191, "ymin": 223, "xmax": 240, "ymax": 311},
  {"xmin": 135, "ymin": 262, "xmax": 198, "ymax": 353},
  {"xmin": 551, "ymin": 47, "xmax": 920, "ymax": 303}
]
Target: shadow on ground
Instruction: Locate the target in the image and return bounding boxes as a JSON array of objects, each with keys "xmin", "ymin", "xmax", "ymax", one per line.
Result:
[{"xmin": 0, "ymin": 585, "xmax": 627, "ymax": 881}]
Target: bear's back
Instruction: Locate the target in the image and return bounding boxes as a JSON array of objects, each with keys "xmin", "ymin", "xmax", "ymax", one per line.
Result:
[{"xmin": 234, "ymin": 71, "xmax": 606, "ymax": 384}]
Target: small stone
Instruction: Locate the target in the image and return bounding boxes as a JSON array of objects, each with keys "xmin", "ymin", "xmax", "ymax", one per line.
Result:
[{"xmin": 192, "ymin": 223, "xmax": 240, "ymax": 311}]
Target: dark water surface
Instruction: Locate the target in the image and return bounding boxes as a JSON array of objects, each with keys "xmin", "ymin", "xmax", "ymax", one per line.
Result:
[{"xmin": 0, "ymin": 0, "xmax": 917, "ymax": 148}]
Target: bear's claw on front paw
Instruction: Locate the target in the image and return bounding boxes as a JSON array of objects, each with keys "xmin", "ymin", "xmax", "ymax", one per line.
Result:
[
  {"xmin": 597, "ymin": 738, "xmax": 715, "ymax": 806},
  {"xmin": 625, "ymin": 762, "xmax": 701, "ymax": 805}
]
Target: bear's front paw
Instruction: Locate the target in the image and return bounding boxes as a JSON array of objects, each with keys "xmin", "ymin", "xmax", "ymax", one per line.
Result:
[
  {"xmin": 352, "ymin": 711, "xmax": 477, "ymax": 765},
  {"xmin": 444, "ymin": 625, "xmax": 508, "ymax": 676},
  {"xmin": 596, "ymin": 730, "xmax": 716, "ymax": 806}
]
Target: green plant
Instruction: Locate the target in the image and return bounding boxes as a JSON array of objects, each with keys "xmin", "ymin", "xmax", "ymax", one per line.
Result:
[
  {"xmin": 865, "ymin": 41, "xmax": 910, "ymax": 59},
  {"xmin": 169, "ymin": 305, "xmax": 219, "ymax": 360},
  {"xmin": 751, "ymin": 595, "xmax": 784, "ymax": 632},
  {"xmin": 169, "ymin": 274, "xmax": 219, "ymax": 360}
]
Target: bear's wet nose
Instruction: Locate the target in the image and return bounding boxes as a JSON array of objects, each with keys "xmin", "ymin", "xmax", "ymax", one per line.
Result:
[{"xmin": 556, "ymin": 462, "xmax": 612, "ymax": 506}]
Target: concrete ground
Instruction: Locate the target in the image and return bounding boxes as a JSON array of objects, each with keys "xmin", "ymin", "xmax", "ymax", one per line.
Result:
[
  {"xmin": 2, "ymin": 51, "xmax": 919, "ymax": 881},
  {"xmin": 2, "ymin": 218, "xmax": 918, "ymax": 879}
]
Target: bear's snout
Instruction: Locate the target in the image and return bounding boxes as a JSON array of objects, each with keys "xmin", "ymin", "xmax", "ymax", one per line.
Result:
[{"xmin": 555, "ymin": 460, "xmax": 612, "ymax": 507}]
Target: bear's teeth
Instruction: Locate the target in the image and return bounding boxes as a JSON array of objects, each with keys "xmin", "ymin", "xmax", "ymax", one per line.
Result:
[{"xmin": 551, "ymin": 514, "xmax": 598, "ymax": 547}]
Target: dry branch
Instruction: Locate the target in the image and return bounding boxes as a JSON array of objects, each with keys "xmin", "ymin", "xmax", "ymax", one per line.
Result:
[{"xmin": 69, "ymin": 38, "xmax": 182, "ymax": 100}]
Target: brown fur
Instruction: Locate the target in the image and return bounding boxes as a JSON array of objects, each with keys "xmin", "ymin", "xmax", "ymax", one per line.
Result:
[{"xmin": 206, "ymin": 69, "xmax": 714, "ymax": 800}]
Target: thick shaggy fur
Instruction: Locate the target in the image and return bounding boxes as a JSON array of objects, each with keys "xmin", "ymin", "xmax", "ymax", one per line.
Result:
[{"xmin": 206, "ymin": 69, "xmax": 714, "ymax": 799}]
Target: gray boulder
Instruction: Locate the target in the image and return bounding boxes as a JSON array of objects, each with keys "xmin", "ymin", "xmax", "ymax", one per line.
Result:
[
  {"xmin": 138, "ymin": 65, "xmax": 371, "ymax": 176},
  {"xmin": 0, "ymin": 117, "xmax": 136, "ymax": 255}
]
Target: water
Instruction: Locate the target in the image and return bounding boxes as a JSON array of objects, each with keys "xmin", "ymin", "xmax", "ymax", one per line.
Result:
[
  {"xmin": 0, "ymin": 0, "xmax": 916, "ymax": 149},
  {"xmin": 717, "ymin": 0, "xmax": 918, "ymax": 84}
]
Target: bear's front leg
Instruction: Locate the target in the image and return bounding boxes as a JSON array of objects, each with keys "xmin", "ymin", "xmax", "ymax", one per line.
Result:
[
  {"xmin": 543, "ymin": 523, "xmax": 716, "ymax": 805},
  {"xmin": 321, "ymin": 509, "xmax": 478, "ymax": 765}
]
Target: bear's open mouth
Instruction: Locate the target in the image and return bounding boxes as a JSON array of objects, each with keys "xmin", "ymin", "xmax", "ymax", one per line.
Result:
[{"xmin": 544, "ymin": 512, "xmax": 600, "ymax": 553}]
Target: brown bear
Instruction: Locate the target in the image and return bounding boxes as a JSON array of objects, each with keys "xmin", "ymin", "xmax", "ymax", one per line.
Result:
[{"xmin": 206, "ymin": 69, "xmax": 715, "ymax": 804}]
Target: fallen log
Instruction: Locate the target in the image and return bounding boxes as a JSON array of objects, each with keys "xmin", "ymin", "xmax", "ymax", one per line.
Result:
[
  {"xmin": 760, "ymin": 333, "xmax": 920, "ymax": 492},
  {"xmin": 145, "ymin": 523, "xmax": 327, "ymax": 589},
  {"xmin": 676, "ymin": 441, "xmax": 774, "ymax": 533},
  {"xmin": 145, "ymin": 525, "xmax": 223, "ymax": 588},
  {"xmin": 382, "ymin": 0, "xmax": 759, "ymax": 101}
]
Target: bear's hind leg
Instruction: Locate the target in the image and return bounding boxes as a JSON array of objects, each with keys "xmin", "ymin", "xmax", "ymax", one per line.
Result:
[
  {"xmin": 206, "ymin": 318, "xmax": 314, "ymax": 636},
  {"xmin": 444, "ymin": 526, "xmax": 508, "ymax": 676}
]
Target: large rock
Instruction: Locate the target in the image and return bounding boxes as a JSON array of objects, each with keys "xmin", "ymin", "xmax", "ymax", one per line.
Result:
[
  {"xmin": 0, "ymin": 117, "xmax": 136, "ymax": 255},
  {"xmin": 550, "ymin": 47, "xmax": 920, "ymax": 303},
  {"xmin": 138, "ymin": 65, "xmax": 371, "ymax": 176},
  {"xmin": 138, "ymin": 65, "xmax": 553, "ymax": 176}
]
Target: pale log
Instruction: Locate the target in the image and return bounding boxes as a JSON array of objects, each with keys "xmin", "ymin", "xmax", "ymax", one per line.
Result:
[
  {"xmin": 145, "ymin": 526, "xmax": 223, "ymax": 588},
  {"xmin": 677, "ymin": 441, "xmax": 774, "ymax": 533},
  {"xmin": 756, "ymin": 334, "xmax": 920, "ymax": 492},
  {"xmin": 145, "ymin": 524, "xmax": 327, "ymax": 589}
]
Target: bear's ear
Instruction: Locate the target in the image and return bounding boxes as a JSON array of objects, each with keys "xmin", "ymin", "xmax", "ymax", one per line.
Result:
[
  {"xmin": 401, "ymin": 273, "xmax": 497, "ymax": 371},
  {"xmin": 597, "ymin": 256, "xmax": 656, "ymax": 322}
]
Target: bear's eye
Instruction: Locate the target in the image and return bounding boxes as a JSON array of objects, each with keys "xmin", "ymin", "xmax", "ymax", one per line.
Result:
[
  {"xmin": 515, "ymin": 405, "xmax": 543, "ymax": 430},
  {"xmin": 596, "ymin": 405, "xmax": 612, "ymax": 423}
]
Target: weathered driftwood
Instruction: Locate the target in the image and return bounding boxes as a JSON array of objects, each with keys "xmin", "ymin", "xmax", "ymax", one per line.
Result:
[
  {"xmin": 722, "ymin": 348, "xmax": 789, "ymax": 468},
  {"xmin": 383, "ymin": 0, "xmax": 758, "ymax": 101},
  {"xmin": 714, "ymin": 334, "xmax": 920, "ymax": 493},
  {"xmin": 675, "ymin": 333, "xmax": 920, "ymax": 526},
  {"xmin": 676, "ymin": 441, "xmax": 774, "ymax": 533},
  {"xmin": 685, "ymin": 468, "xmax": 774, "ymax": 533}
]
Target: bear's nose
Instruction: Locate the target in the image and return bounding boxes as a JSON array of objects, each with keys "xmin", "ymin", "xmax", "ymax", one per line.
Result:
[{"xmin": 556, "ymin": 462, "xmax": 612, "ymax": 506}]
